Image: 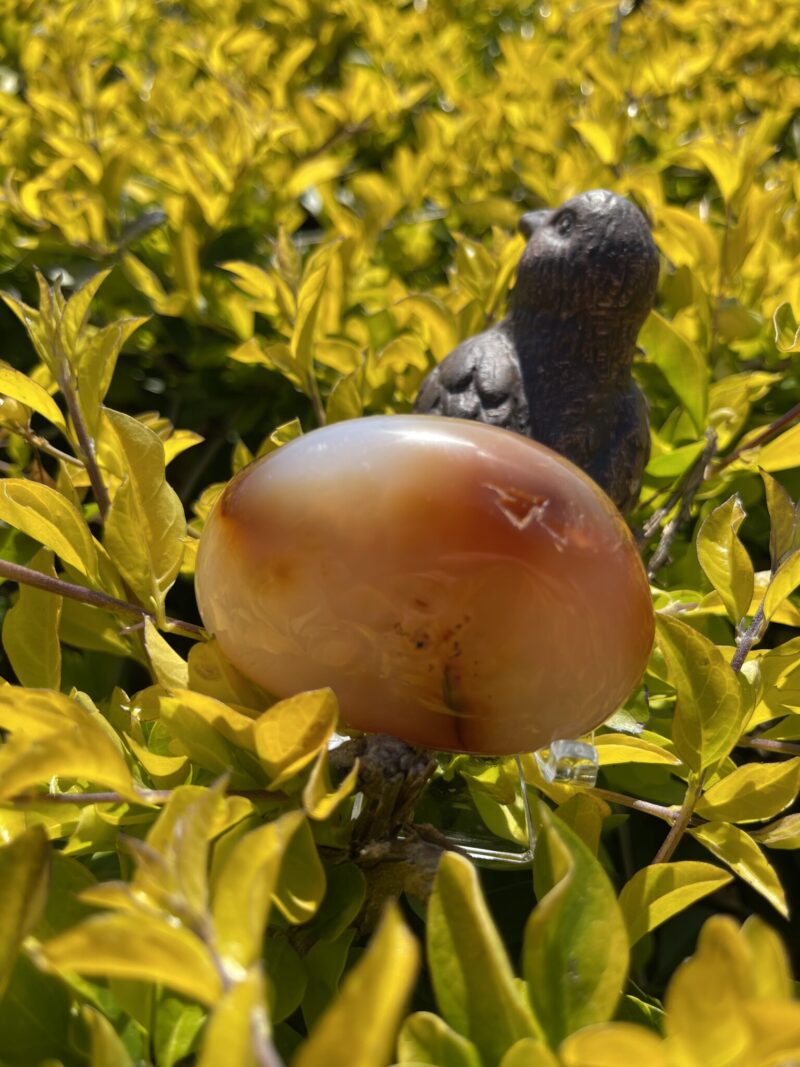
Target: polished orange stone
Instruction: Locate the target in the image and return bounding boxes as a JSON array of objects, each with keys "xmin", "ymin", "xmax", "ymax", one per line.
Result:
[{"xmin": 195, "ymin": 415, "xmax": 654, "ymax": 755}]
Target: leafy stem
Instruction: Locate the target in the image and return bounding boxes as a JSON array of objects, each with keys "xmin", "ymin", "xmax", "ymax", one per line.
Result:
[
  {"xmin": 3, "ymin": 425, "xmax": 84, "ymax": 467},
  {"xmin": 58, "ymin": 370, "xmax": 111, "ymax": 520},
  {"xmin": 652, "ymin": 772, "xmax": 705, "ymax": 864},
  {"xmin": 0, "ymin": 557, "xmax": 205, "ymax": 640},
  {"xmin": 730, "ymin": 601, "xmax": 767, "ymax": 672},
  {"xmin": 590, "ymin": 787, "xmax": 681, "ymax": 824}
]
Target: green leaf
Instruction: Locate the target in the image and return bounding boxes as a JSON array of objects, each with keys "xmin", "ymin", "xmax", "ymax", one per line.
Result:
[
  {"xmin": 639, "ymin": 311, "xmax": 708, "ymax": 433},
  {"xmin": 212, "ymin": 810, "xmax": 305, "ymax": 971},
  {"xmin": 0, "ymin": 361, "xmax": 67, "ymax": 432},
  {"xmin": 103, "ymin": 409, "xmax": 186, "ymax": 616},
  {"xmin": 291, "ymin": 241, "xmax": 340, "ymax": 384},
  {"xmin": 690, "ymin": 821, "xmax": 788, "ymax": 917},
  {"xmin": 750, "ymin": 813, "xmax": 800, "ymax": 849},
  {"xmin": 154, "ymin": 995, "xmax": 207, "ymax": 1067},
  {"xmin": 618, "ymin": 862, "xmax": 733, "ymax": 945},
  {"xmin": 61, "ymin": 269, "xmax": 112, "ymax": 355},
  {"xmin": 0, "ymin": 827, "xmax": 50, "ymax": 997},
  {"xmin": 78, "ymin": 318, "xmax": 148, "ymax": 432},
  {"xmin": 253, "ymin": 688, "xmax": 339, "ymax": 787},
  {"xmin": 695, "ymin": 758, "xmax": 800, "ymax": 823},
  {"xmin": 2, "ymin": 547, "xmax": 62, "ymax": 688},
  {"xmin": 293, "ymin": 903, "xmax": 418, "ymax": 1067},
  {"xmin": 524, "ymin": 805, "xmax": 628, "ymax": 1047},
  {"xmin": 0, "ymin": 478, "xmax": 99, "ymax": 581},
  {"xmin": 265, "ymin": 940, "xmax": 307, "ymax": 1023},
  {"xmin": 763, "ymin": 548, "xmax": 800, "ymax": 622},
  {"xmin": 761, "ymin": 471, "xmax": 798, "ymax": 570},
  {"xmin": 0, "ymin": 952, "xmax": 75, "ymax": 1065},
  {"xmin": 197, "ymin": 966, "xmax": 270, "ymax": 1067},
  {"xmin": 272, "ymin": 815, "xmax": 327, "ymax": 925},
  {"xmin": 397, "ymin": 1012, "xmax": 483, "ymax": 1067},
  {"xmin": 42, "ymin": 912, "xmax": 224, "ymax": 1006},
  {"xmin": 427, "ymin": 852, "xmax": 539, "ymax": 1066},
  {"xmin": 655, "ymin": 614, "xmax": 745, "ymax": 774},
  {"xmin": 83, "ymin": 1005, "xmax": 135, "ymax": 1067},
  {"xmin": 696, "ymin": 495, "xmax": 754, "ymax": 625}
]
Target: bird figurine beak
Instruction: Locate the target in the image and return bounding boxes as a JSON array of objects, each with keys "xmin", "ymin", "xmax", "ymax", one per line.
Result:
[{"xmin": 518, "ymin": 209, "xmax": 550, "ymax": 239}]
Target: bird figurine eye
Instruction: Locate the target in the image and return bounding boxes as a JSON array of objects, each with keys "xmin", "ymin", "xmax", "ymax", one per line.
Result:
[{"xmin": 554, "ymin": 211, "xmax": 574, "ymax": 236}]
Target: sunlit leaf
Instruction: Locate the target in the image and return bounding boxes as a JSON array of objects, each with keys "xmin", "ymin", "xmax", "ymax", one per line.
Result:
[
  {"xmin": 427, "ymin": 851, "xmax": 539, "ymax": 1064},
  {"xmin": 294, "ymin": 904, "xmax": 418, "ymax": 1067},
  {"xmin": 690, "ymin": 822, "xmax": 788, "ymax": 917},
  {"xmin": 42, "ymin": 912, "xmax": 223, "ymax": 1006},
  {"xmin": 618, "ymin": 862, "xmax": 733, "ymax": 945},
  {"xmin": 397, "ymin": 1012, "xmax": 483, "ymax": 1067},
  {"xmin": 655, "ymin": 615, "xmax": 745, "ymax": 774},
  {"xmin": 2, "ymin": 548, "xmax": 62, "ymax": 689},
  {"xmin": 0, "ymin": 478, "xmax": 99, "ymax": 581},
  {"xmin": 524, "ymin": 805, "xmax": 628, "ymax": 1047},
  {"xmin": 0, "ymin": 827, "xmax": 50, "ymax": 997},
  {"xmin": 695, "ymin": 758, "xmax": 800, "ymax": 823},
  {"xmin": 696, "ymin": 495, "xmax": 754, "ymax": 625}
]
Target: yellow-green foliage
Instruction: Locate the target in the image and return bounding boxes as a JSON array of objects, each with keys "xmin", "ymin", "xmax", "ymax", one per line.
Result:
[{"xmin": 2, "ymin": 1, "xmax": 800, "ymax": 1065}]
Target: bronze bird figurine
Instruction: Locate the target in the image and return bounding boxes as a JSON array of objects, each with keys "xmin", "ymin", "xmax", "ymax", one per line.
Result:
[{"xmin": 413, "ymin": 189, "xmax": 659, "ymax": 513}]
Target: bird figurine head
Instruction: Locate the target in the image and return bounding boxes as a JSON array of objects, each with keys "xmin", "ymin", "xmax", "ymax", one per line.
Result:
[{"xmin": 513, "ymin": 189, "xmax": 659, "ymax": 321}]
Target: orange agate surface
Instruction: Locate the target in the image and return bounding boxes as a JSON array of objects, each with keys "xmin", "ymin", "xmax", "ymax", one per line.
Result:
[{"xmin": 194, "ymin": 415, "xmax": 654, "ymax": 755}]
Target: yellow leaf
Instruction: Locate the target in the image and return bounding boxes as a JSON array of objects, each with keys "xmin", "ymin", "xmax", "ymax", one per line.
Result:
[
  {"xmin": 689, "ymin": 822, "xmax": 788, "ymax": 918},
  {"xmin": 560, "ymin": 1023, "xmax": 667, "ymax": 1067},
  {"xmin": 593, "ymin": 734, "xmax": 681, "ymax": 767},
  {"xmin": 0, "ymin": 361, "xmax": 66, "ymax": 432},
  {"xmin": 42, "ymin": 912, "xmax": 223, "ymax": 1007},
  {"xmin": 303, "ymin": 748, "xmax": 359, "ymax": 820},
  {"xmin": 0, "ymin": 688, "xmax": 137, "ymax": 801},
  {"xmin": 695, "ymin": 759, "xmax": 800, "ymax": 823},
  {"xmin": 294, "ymin": 903, "xmax": 418, "ymax": 1067},
  {"xmin": 2, "ymin": 548, "xmax": 62, "ymax": 689},
  {"xmin": 103, "ymin": 409, "xmax": 186, "ymax": 616},
  {"xmin": 0, "ymin": 479, "xmax": 99, "ymax": 582},
  {"xmin": 212, "ymin": 810, "xmax": 305, "ymax": 972},
  {"xmin": 618, "ymin": 862, "xmax": 733, "ymax": 946},
  {"xmin": 696, "ymin": 495, "xmax": 754, "ymax": 626},
  {"xmin": 144, "ymin": 619, "xmax": 189, "ymax": 689},
  {"xmin": 197, "ymin": 966, "xmax": 270, "ymax": 1067},
  {"xmin": 0, "ymin": 826, "xmax": 50, "ymax": 997},
  {"xmin": 253, "ymin": 688, "xmax": 338, "ymax": 788}
]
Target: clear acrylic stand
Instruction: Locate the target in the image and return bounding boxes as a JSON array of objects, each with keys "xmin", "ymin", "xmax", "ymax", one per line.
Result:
[{"xmin": 330, "ymin": 732, "xmax": 600, "ymax": 869}]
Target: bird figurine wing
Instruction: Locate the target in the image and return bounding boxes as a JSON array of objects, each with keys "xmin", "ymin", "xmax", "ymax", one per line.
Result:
[{"xmin": 413, "ymin": 324, "xmax": 530, "ymax": 435}]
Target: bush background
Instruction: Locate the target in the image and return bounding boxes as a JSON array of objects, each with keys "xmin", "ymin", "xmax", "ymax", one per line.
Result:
[{"xmin": 1, "ymin": 1, "xmax": 800, "ymax": 1065}]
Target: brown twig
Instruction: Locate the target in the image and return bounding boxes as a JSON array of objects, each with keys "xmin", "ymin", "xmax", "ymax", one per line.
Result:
[
  {"xmin": 9, "ymin": 787, "xmax": 289, "ymax": 806},
  {"xmin": 646, "ymin": 429, "xmax": 718, "ymax": 579},
  {"xmin": 737, "ymin": 737, "xmax": 800, "ymax": 757},
  {"xmin": 0, "ymin": 558, "xmax": 205, "ymax": 640},
  {"xmin": 7, "ymin": 426, "xmax": 83, "ymax": 467},
  {"xmin": 711, "ymin": 400, "xmax": 800, "ymax": 475},
  {"xmin": 652, "ymin": 773, "xmax": 705, "ymax": 864},
  {"xmin": 59, "ymin": 372, "xmax": 111, "ymax": 520},
  {"xmin": 590, "ymin": 787, "xmax": 681, "ymax": 823}
]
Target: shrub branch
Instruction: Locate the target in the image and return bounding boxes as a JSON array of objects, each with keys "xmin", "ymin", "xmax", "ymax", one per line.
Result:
[{"xmin": 0, "ymin": 558, "xmax": 205, "ymax": 639}]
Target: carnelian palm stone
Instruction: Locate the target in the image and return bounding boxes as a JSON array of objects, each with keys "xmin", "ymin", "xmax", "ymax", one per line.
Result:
[{"xmin": 195, "ymin": 415, "xmax": 654, "ymax": 755}]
